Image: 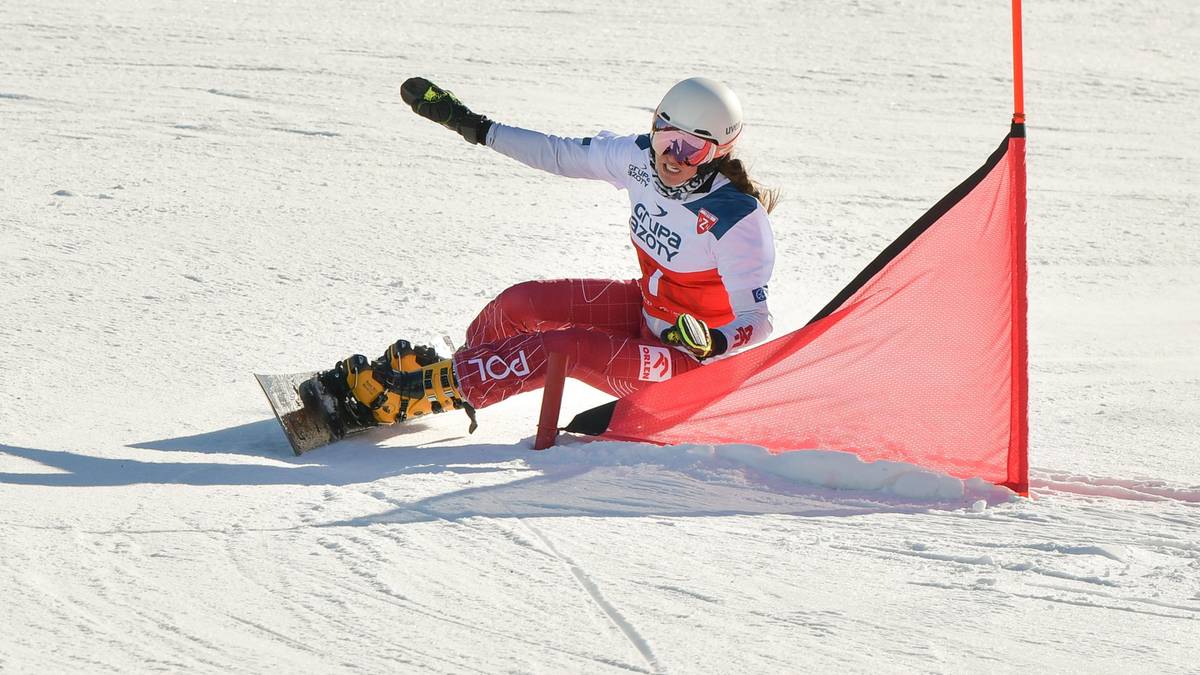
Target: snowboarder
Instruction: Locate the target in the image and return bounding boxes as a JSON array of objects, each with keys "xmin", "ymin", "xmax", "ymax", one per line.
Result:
[{"xmin": 321, "ymin": 76, "xmax": 780, "ymax": 431}]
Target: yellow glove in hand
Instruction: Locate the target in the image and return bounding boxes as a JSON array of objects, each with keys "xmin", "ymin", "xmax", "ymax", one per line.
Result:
[{"xmin": 660, "ymin": 313, "xmax": 715, "ymax": 359}]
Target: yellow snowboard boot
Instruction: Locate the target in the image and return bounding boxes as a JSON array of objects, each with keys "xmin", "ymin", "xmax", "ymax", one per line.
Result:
[{"xmin": 324, "ymin": 340, "xmax": 476, "ymax": 431}]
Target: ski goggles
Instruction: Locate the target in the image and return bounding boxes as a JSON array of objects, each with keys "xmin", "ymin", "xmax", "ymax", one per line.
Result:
[{"xmin": 651, "ymin": 117, "xmax": 719, "ymax": 167}]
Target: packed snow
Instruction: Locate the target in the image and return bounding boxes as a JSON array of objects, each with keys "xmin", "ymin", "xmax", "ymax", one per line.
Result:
[{"xmin": 2, "ymin": 0, "xmax": 1197, "ymax": 672}]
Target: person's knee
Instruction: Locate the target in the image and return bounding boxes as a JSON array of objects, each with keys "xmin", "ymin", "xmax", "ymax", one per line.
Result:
[
  {"xmin": 494, "ymin": 280, "xmax": 543, "ymax": 324},
  {"xmin": 539, "ymin": 327, "xmax": 611, "ymax": 356},
  {"xmin": 538, "ymin": 329, "xmax": 573, "ymax": 354}
]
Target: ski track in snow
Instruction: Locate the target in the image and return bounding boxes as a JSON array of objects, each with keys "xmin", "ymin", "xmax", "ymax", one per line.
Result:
[
  {"xmin": 2, "ymin": 0, "xmax": 1199, "ymax": 672},
  {"xmin": 520, "ymin": 519, "xmax": 662, "ymax": 674}
]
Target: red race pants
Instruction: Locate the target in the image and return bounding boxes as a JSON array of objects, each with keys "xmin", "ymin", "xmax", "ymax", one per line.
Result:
[{"xmin": 453, "ymin": 279, "xmax": 701, "ymax": 409}]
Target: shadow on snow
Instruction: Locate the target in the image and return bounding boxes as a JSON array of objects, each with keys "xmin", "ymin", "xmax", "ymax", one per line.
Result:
[{"xmin": 0, "ymin": 418, "xmax": 981, "ymax": 522}]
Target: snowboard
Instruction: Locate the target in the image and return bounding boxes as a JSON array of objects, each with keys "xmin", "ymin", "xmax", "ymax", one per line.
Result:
[{"xmin": 255, "ymin": 372, "xmax": 373, "ymax": 455}]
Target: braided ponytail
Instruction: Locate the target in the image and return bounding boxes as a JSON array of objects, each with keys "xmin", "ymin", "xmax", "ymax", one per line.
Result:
[{"xmin": 716, "ymin": 156, "xmax": 780, "ymax": 214}]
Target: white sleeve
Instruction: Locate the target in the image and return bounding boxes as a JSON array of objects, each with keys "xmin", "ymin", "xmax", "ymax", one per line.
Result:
[
  {"xmin": 485, "ymin": 124, "xmax": 634, "ymax": 189},
  {"xmin": 714, "ymin": 301, "xmax": 773, "ymax": 352},
  {"xmin": 713, "ymin": 209, "xmax": 776, "ymax": 351}
]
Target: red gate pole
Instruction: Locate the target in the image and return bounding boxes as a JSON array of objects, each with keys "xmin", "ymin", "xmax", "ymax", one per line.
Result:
[
  {"xmin": 1012, "ymin": 0, "xmax": 1025, "ymax": 124},
  {"xmin": 534, "ymin": 352, "xmax": 567, "ymax": 450},
  {"xmin": 1009, "ymin": 0, "xmax": 1030, "ymax": 495}
]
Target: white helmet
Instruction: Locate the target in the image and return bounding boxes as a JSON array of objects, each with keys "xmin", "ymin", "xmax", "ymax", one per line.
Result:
[{"xmin": 653, "ymin": 77, "xmax": 743, "ymax": 155}]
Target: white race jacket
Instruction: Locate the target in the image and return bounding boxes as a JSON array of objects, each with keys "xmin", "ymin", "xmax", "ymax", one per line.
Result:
[{"xmin": 486, "ymin": 123, "xmax": 775, "ymax": 356}]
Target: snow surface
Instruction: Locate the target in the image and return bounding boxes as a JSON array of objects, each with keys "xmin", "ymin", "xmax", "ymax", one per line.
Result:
[{"xmin": 2, "ymin": 0, "xmax": 1198, "ymax": 672}]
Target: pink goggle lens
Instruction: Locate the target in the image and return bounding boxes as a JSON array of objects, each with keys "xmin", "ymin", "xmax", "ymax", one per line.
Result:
[{"xmin": 651, "ymin": 118, "xmax": 716, "ymax": 167}]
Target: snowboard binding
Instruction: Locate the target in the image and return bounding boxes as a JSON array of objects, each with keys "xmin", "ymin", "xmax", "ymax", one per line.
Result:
[{"xmin": 315, "ymin": 340, "xmax": 477, "ymax": 434}]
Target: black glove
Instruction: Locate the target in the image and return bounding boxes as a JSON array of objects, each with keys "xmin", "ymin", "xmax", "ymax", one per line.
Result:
[
  {"xmin": 400, "ymin": 77, "xmax": 492, "ymax": 145},
  {"xmin": 660, "ymin": 314, "xmax": 728, "ymax": 360}
]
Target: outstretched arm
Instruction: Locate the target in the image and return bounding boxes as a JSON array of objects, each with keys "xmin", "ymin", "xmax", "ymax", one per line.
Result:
[
  {"xmin": 400, "ymin": 77, "xmax": 632, "ymax": 186},
  {"xmin": 486, "ymin": 124, "xmax": 626, "ymax": 182}
]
